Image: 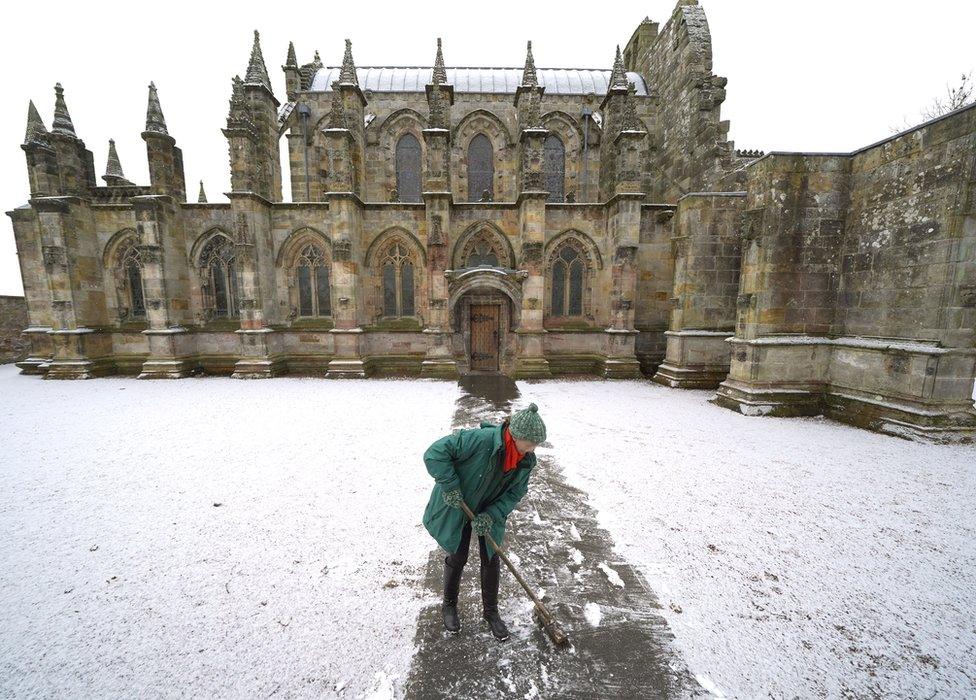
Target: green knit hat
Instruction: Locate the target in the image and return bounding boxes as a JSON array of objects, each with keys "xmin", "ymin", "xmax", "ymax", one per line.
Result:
[{"xmin": 509, "ymin": 402, "xmax": 546, "ymax": 444}]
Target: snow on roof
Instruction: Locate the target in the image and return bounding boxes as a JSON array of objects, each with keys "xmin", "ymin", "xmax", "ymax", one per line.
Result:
[{"xmin": 309, "ymin": 67, "xmax": 649, "ymax": 96}]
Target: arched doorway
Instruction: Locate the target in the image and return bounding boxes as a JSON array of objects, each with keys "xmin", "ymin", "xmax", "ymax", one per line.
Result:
[{"xmin": 446, "ymin": 268, "xmax": 526, "ymax": 376}]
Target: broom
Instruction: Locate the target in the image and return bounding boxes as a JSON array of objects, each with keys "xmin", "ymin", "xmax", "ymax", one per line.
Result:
[{"xmin": 458, "ymin": 499, "xmax": 569, "ymax": 647}]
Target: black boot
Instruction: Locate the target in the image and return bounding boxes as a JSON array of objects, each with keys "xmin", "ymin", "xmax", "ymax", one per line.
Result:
[
  {"xmin": 442, "ymin": 555, "xmax": 464, "ymax": 634},
  {"xmin": 480, "ymin": 557, "xmax": 509, "ymax": 641}
]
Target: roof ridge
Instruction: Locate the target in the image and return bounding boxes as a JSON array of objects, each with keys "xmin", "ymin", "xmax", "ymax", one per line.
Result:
[{"xmin": 318, "ymin": 65, "xmax": 641, "ymax": 72}]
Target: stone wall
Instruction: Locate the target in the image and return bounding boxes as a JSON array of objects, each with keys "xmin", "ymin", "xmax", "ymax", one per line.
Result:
[
  {"xmin": 714, "ymin": 104, "xmax": 976, "ymax": 441},
  {"xmin": 653, "ymin": 191, "xmax": 743, "ymax": 388},
  {"xmin": 0, "ymin": 296, "xmax": 29, "ymax": 363},
  {"xmin": 632, "ymin": 0, "xmax": 733, "ymax": 201}
]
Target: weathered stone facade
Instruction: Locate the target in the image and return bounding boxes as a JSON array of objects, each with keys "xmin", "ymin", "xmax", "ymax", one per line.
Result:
[
  {"xmin": 6, "ymin": 1, "xmax": 976, "ymax": 441},
  {"xmin": 0, "ymin": 295, "xmax": 29, "ymax": 363}
]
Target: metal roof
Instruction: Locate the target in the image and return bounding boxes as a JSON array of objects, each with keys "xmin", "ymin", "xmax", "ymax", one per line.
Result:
[{"xmin": 309, "ymin": 67, "xmax": 648, "ymax": 96}]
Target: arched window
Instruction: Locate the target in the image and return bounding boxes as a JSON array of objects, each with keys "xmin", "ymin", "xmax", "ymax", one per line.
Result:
[
  {"xmin": 551, "ymin": 244, "xmax": 585, "ymax": 317},
  {"xmin": 395, "ymin": 133, "xmax": 422, "ymax": 203},
  {"xmin": 381, "ymin": 242, "xmax": 415, "ymax": 318},
  {"xmin": 200, "ymin": 235, "xmax": 239, "ymax": 319},
  {"xmin": 544, "ymin": 134, "xmax": 565, "ymax": 203},
  {"xmin": 117, "ymin": 241, "xmax": 146, "ymax": 320},
  {"xmin": 295, "ymin": 244, "xmax": 331, "ymax": 317},
  {"xmin": 465, "ymin": 239, "xmax": 499, "ymax": 267},
  {"xmin": 468, "ymin": 134, "xmax": 494, "ymax": 202}
]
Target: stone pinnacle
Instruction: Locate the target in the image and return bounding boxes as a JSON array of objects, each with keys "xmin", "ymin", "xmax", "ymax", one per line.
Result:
[
  {"xmin": 51, "ymin": 83, "xmax": 77, "ymax": 137},
  {"xmin": 145, "ymin": 82, "xmax": 169, "ymax": 135}
]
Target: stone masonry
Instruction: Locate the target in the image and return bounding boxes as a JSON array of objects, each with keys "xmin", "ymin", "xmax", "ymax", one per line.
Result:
[
  {"xmin": 0, "ymin": 296, "xmax": 29, "ymax": 363},
  {"xmin": 6, "ymin": 0, "xmax": 975, "ymax": 442}
]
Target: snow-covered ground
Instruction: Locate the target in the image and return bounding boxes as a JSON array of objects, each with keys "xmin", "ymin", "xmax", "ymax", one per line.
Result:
[
  {"xmin": 0, "ymin": 364, "xmax": 458, "ymax": 698},
  {"xmin": 518, "ymin": 379, "xmax": 976, "ymax": 698},
  {"xmin": 2, "ymin": 363, "xmax": 974, "ymax": 698}
]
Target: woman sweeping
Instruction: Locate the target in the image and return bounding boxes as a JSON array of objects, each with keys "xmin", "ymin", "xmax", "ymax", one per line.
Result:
[{"xmin": 421, "ymin": 403, "xmax": 547, "ymax": 641}]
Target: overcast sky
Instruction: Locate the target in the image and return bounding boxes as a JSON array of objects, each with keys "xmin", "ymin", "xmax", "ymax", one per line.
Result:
[{"xmin": 1, "ymin": 0, "xmax": 973, "ymax": 296}]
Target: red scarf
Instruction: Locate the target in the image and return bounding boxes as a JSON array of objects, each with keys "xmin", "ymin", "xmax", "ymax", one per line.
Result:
[{"xmin": 502, "ymin": 425, "xmax": 525, "ymax": 473}]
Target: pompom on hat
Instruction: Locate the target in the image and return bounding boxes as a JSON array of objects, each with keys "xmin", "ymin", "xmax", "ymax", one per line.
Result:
[{"xmin": 508, "ymin": 402, "xmax": 546, "ymax": 445}]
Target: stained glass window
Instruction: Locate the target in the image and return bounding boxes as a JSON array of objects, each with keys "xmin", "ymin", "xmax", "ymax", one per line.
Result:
[
  {"xmin": 381, "ymin": 242, "xmax": 414, "ymax": 318},
  {"xmin": 118, "ymin": 242, "xmax": 146, "ymax": 319},
  {"xmin": 544, "ymin": 134, "xmax": 565, "ymax": 203},
  {"xmin": 551, "ymin": 244, "xmax": 585, "ymax": 318},
  {"xmin": 296, "ymin": 244, "xmax": 330, "ymax": 317},
  {"xmin": 396, "ymin": 134, "xmax": 422, "ymax": 203},
  {"xmin": 468, "ymin": 134, "xmax": 494, "ymax": 202},
  {"xmin": 401, "ymin": 262, "xmax": 414, "ymax": 316},
  {"xmin": 466, "ymin": 239, "xmax": 499, "ymax": 267},
  {"xmin": 200, "ymin": 235, "xmax": 238, "ymax": 319}
]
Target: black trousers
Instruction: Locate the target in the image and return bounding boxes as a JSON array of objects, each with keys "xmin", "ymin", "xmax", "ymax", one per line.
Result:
[{"xmin": 446, "ymin": 519, "xmax": 499, "ymax": 569}]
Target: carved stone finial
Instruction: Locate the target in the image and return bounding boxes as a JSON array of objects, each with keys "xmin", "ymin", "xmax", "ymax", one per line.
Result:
[
  {"xmin": 24, "ymin": 100, "xmax": 48, "ymax": 145},
  {"xmin": 285, "ymin": 41, "xmax": 298, "ymax": 69},
  {"xmin": 339, "ymin": 39, "xmax": 358, "ymax": 86},
  {"xmin": 104, "ymin": 139, "xmax": 125, "ymax": 178},
  {"xmin": 228, "ymin": 75, "xmax": 246, "ymax": 117},
  {"xmin": 609, "ymin": 45, "xmax": 628, "ymax": 90},
  {"xmin": 428, "ymin": 80, "xmax": 447, "ymax": 128},
  {"xmin": 245, "ymin": 30, "xmax": 273, "ymax": 93},
  {"xmin": 327, "ymin": 81, "xmax": 346, "ymax": 128},
  {"xmin": 198, "ymin": 180, "xmax": 208, "ymax": 203},
  {"xmin": 51, "ymin": 83, "xmax": 76, "ymax": 137},
  {"xmin": 145, "ymin": 82, "xmax": 169, "ymax": 135},
  {"xmin": 432, "ymin": 38, "xmax": 447, "ymax": 85},
  {"xmin": 623, "ymin": 81, "xmax": 645, "ymax": 131},
  {"xmin": 521, "ymin": 40, "xmax": 538, "ymax": 87}
]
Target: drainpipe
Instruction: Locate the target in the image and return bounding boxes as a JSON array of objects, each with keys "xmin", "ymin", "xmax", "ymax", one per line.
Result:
[
  {"xmin": 581, "ymin": 107, "xmax": 591, "ymax": 202},
  {"xmin": 298, "ymin": 103, "xmax": 311, "ymax": 202}
]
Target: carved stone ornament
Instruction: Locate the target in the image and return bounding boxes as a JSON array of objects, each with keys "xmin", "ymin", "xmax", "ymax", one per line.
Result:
[
  {"xmin": 42, "ymin": 245, "xmax": 67, "ymax": 272},
  {"xmin": 333, "ymin": 238, "xmax": 352, "ymax": 261},
  {"xmin": 138, "ymin": 245, "xmax": 162, "ymax": 264},
  {"xmin": 428, "ymin": 215, "xmax": 444, "ymax": 246},
  {"xmin": 523, "ymin": 171, "xmax": 544, "ymax": 191},
  {"xmin": 614, "ymin": 245, "xmax": 637, "ymax": 265},
  {"xmin": 235, "ymin": 242, "xmax": 255, "ymax": 266},
  {"xmin": 522, "ymin": 242, "xmax": 543, "ymax": 265},
  {"xmin": 147, "ymin": 299, "xmax": 163, "ymax": 311}
]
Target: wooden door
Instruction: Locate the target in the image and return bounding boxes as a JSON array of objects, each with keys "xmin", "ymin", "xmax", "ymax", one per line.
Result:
[{"xmin": 470, "ymin": 305, "xmax": 499, "ymax": 371}]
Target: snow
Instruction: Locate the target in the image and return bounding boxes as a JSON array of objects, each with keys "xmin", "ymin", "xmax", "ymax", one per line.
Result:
[
  {"xmin": 0, "ymin": 365, "xmax": 458, "ymax": 698},
  {"xmin": 597, "ymin": 562, "xmax": 626, "ymax": 588},
  {"xmin": 583, "ymin": 602, "xmax": 603, "ymax": 627},
  {"xmin": 518, "ymin": 378, "xmax": 976, "ymax": 698},
  {"xmin": 3, "ymin": 361, "xmax": 974, "ymax": 698}
]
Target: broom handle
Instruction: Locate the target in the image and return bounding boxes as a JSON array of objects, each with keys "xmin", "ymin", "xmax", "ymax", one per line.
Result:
[{"xmin": 459, "ymin": 499, "xmax": 556, "ymax": 624}]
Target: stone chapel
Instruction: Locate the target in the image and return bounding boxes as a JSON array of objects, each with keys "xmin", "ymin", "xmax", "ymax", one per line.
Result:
[{"xmin": 8, "ymin": 0, "xmax": 976, "ymax": 442}]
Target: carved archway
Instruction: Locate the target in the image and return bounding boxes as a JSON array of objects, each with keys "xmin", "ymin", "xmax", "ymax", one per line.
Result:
[{"xmin": 450, "ymin": 221, "xmax": 517, "ymax": 270}]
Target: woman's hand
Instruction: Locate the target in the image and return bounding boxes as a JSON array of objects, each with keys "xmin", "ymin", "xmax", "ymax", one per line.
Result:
[
  {"xmin": 442, "ymin": 488, "xmax": 464, "ymax": 509},
  {"xmin": 471, "ymin": 512, "xmax": 493, "ymax": 536}
]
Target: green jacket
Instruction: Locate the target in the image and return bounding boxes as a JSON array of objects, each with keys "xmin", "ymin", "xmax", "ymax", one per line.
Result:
[{"xmin": 422, "ymin": 420, "xmax": 537, "ymax": 560}]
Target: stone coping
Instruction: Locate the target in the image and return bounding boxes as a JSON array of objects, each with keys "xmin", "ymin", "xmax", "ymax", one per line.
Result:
[{"xmin": 726, "ymin": 334, "xmax": 975, "ymax": 356}]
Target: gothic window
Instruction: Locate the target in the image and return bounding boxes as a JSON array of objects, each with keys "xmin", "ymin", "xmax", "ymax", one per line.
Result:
[
  {"xmin": 467, "ymin": 134, "xmax": 494, "ymax": 202},
  {"xmin": 381, "ymin": 242, "xmax": 415, "ymax": 318},
  {"xmin": 396, "ymin": 133, "xmax": 422, "ymax": 203},
  {"xmin": 544, "ymin": 134, "xmax": 565, "ymax": 203},
  {"xmin": 465, "ymin": 240, "xmax": 499, "ymax": 267},
  {"xmin": 117, "ymin": 241, "xmax": 146, "ymax": 320},
  {"xmin": 551, "ymin": 244, "xmax": 585, "ymax": 317},
  {"xmin": 295, "ymin": 244, "xmax": 331, "ymax": 317},
  {"xmin": 200, "ymin": 235, "xmax": 239, "ymax": 319}
]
